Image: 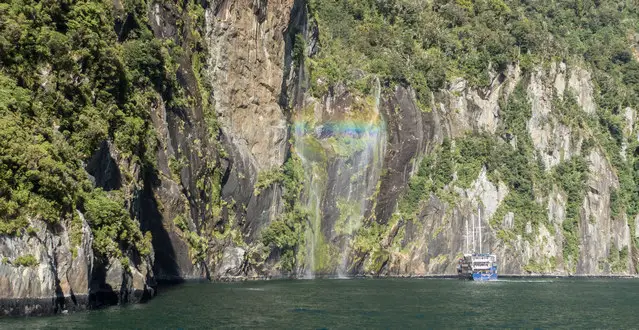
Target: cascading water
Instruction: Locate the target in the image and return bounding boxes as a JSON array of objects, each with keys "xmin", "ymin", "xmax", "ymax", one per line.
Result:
[{"xmin": 293, "ymin": 80, "xmax": 386, "ymax": 278}]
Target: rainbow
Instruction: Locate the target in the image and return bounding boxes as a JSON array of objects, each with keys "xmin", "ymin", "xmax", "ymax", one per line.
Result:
[{"xmin": 293, "ymin": 119, "xmax": 383, "ymax": 139}]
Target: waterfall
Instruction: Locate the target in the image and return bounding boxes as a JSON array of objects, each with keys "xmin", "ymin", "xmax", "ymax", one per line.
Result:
[{"xmin": 293, "ymin": 80, "xmax": 386, "ymax": 277}]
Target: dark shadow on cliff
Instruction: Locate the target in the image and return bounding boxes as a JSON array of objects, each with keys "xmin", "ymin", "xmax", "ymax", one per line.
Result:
[
  {"xmin": 138, "ymin": 272, "xmax": 156, "ymax": 303},
  {"xmin": 88, "ymin": 262, "xmax": 119, "ymax": 309},
  {"xmin": 278, "ymin": 0, "xmax": 311, "ymax": 113},
  {"xmin": 34, "ymin": 222, "xmax": 74, "ymax": 314},
  {"xmin": 86, "ymin": 141, "xmax": 122, "ymax": 191},
  {"xmin": 52, "ymin": 263, "xmax": 66, "ymax": 313},
  {"xmin": 138, "ymin": 162, "xmax": 183, "ymax": 284}
]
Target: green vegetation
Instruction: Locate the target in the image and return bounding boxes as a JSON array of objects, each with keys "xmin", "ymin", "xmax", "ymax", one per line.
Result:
[
  {"xmin": 169, "ymin": 156, "xmax": 187, "ymax": 182},
  {"xmin": 260, "ymin": 153, "xmax": 309, "ymax": 272},
  {"xmin": 607, "ymin": 245, "xmax": 629, "ymax": 273},
  {"xmin": 326, "ymin": 136, "xmax": 369, "ymax": 158},
  {"xmin": 0, "ymin": 80, "xmax": 91, "ymax": 234},
  {"xmin": 185, "ymin": 230, "xmax": 208, "ymax": 265},
  {"xmin": 308, "ymin": 0, "xmax": 639, "ymax": 110},
  {"xmin": 12, "ymin": 254, "xmax": 38, "ymax": 267},
  {"xmin": 524, "ymin": 256, "xmax": 557, "ymax": 274},
  {"xmin": 335, "ymin": 198, "xmax": 362, "ymax": 236},
  {"xmin": 397, "ymin": 139, "xmax": 454, "ymax": 221},
  {"xmin": 553, "ymin": 157, "xmax": 588, "ymax": 263},
  {"xmin": 254, "ymin": 169, "xmax": 285, "ymax": 197},
  {"xmin": 69, "ymin": 210, "xmax": 83, "ymax": 258},
  {"xmin": 174, "ymin": 210, "xmax": 214, "ymax": 265},
  {"xmin": 84, "ymin": 189, "xmax": 152, "ymax": 260},
  {"xmin": 0, "ymin": 0, "xmax": 156, "ymax": 233},
  {"xmin": 173, "ymin": 214, "xmax": 189, "ymax": 232},
  {"xmin": 488, "ymin": 83, "xmax": 550, "ymax": 239},
  {"xmin": 312, "ymin": 234, "xmax": 340, "ymax": 272},
  {"xmin": 292, "ymin": 33, "xmax": 307, "ymax": 67},
  {"xmin": 352, "ymin": 220, "xmax": 391, "ymax": 273}
]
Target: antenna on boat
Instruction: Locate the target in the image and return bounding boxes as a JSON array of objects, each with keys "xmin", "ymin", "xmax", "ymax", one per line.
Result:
[{"xmin": 478, "ymin": 206, "xmax": 482, "ymax": 254}]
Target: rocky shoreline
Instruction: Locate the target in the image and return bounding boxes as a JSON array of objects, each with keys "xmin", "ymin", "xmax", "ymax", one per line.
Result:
[
  {"xmin": 0, "ymin": 296, "xmax": 91, "ymax": 318},
  {"xmin": 0, "ymin": 288, "xmax": 154, "ymax": 317}
]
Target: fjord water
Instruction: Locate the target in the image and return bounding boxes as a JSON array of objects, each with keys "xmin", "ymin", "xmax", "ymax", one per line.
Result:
[{"xmin": 3, "ymin": 278, "xmax": 639, "ymax": 329}]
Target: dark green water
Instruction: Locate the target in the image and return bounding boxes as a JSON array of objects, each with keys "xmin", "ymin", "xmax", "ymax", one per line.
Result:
[{"xmin": 2, "ymin": 278, "xmax": 639, "ymax": 329}]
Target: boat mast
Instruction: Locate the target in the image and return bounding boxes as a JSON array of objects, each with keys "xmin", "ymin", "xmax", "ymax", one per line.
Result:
[
  {"xmin": 478, "ymin": 206, "xmax": 482, "ymax": 254},
  {"xmin": 472, "ymin": 214, "xmax": 476, "ymax": 253},
  {"xmin": 465, "ymin": 218, "xmax": 469, "ymax": 253}
]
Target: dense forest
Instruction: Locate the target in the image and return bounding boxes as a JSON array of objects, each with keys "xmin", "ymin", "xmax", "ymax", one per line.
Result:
[{"xmin": 0, "ymin": 0, "xmax": 214, "ymax": 265}]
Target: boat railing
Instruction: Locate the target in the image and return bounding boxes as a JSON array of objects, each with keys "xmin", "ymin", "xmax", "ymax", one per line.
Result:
[
  {"xmin": 472, "ymin": 265, "xmax": 492, "ymax": 270},
  {"xmin": 471, "ymin": 257, "xmax": 493, "ymax": 263}
]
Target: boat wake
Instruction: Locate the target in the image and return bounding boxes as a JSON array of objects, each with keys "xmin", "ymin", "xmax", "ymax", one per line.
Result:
[{"xmin": 495, "ymin": 279, "xmax": 554, "ymax": 283}]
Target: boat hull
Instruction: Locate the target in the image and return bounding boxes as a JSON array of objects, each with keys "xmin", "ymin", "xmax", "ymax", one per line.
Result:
[
  {"xmin": 471, "ymin": 272, "xmax": 498, "ymax": 281},
  {"xmin": 458, "ymin": 272, "xmax": 498, "ymax": 281}
]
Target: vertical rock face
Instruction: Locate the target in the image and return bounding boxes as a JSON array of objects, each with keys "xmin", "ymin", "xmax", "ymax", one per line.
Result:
[
  {"xmin": 369, "ymin": 70, "xmax": 522, "ymax": 275},
  {"xmin": 374, "ymin": 86, "xmax": 428, "ymax": 226},
  {"xmin": 362, "ymin": 62, "xmax": 635, "ymax": 277},
  {"xmin": 203, "ymin": 0, "xmax": 293, "ymax": 247},
  {"xmin": 528, "ymin": 63, "xmax": 589, "ymax": 170},
  {"xmin": 0, "ymin": 214, "xmax": 152, "ymax": 316},
  {"xmin": 578, "ymin": 149, "xmax": 627, "ymax": 274},
  {"xmin": 1, "ymin": 127, "xmax": 155, "ymax": 316},
  {"xmin": 205, "ymin": 0, "xmax": 291, "ymax": 171},
  {"xmin": 142, "ymin": 0, "xmax": 295, "ymax": 283},
  {"xmin": 143, "ymin": 91, "xmax": 205, "ymax": 281}
]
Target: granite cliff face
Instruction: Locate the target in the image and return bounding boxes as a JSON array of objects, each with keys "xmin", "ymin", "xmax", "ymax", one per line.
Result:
[
  {"xmin": 370, "ymin": 63, "xmax": 634, "ymax": 277},
  {"xmin": 2, "ymin": 0, "xmax": 639, "ymax": 317}
]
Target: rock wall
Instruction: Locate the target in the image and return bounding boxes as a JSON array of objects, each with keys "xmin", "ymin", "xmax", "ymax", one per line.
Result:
[
  {"xmin": 359, "ymin": 62, "xmax": 636, "ymax": 277},
  {"xmin": 0, "ymin": 214, "xmax": 153, "ymax": 316}
]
